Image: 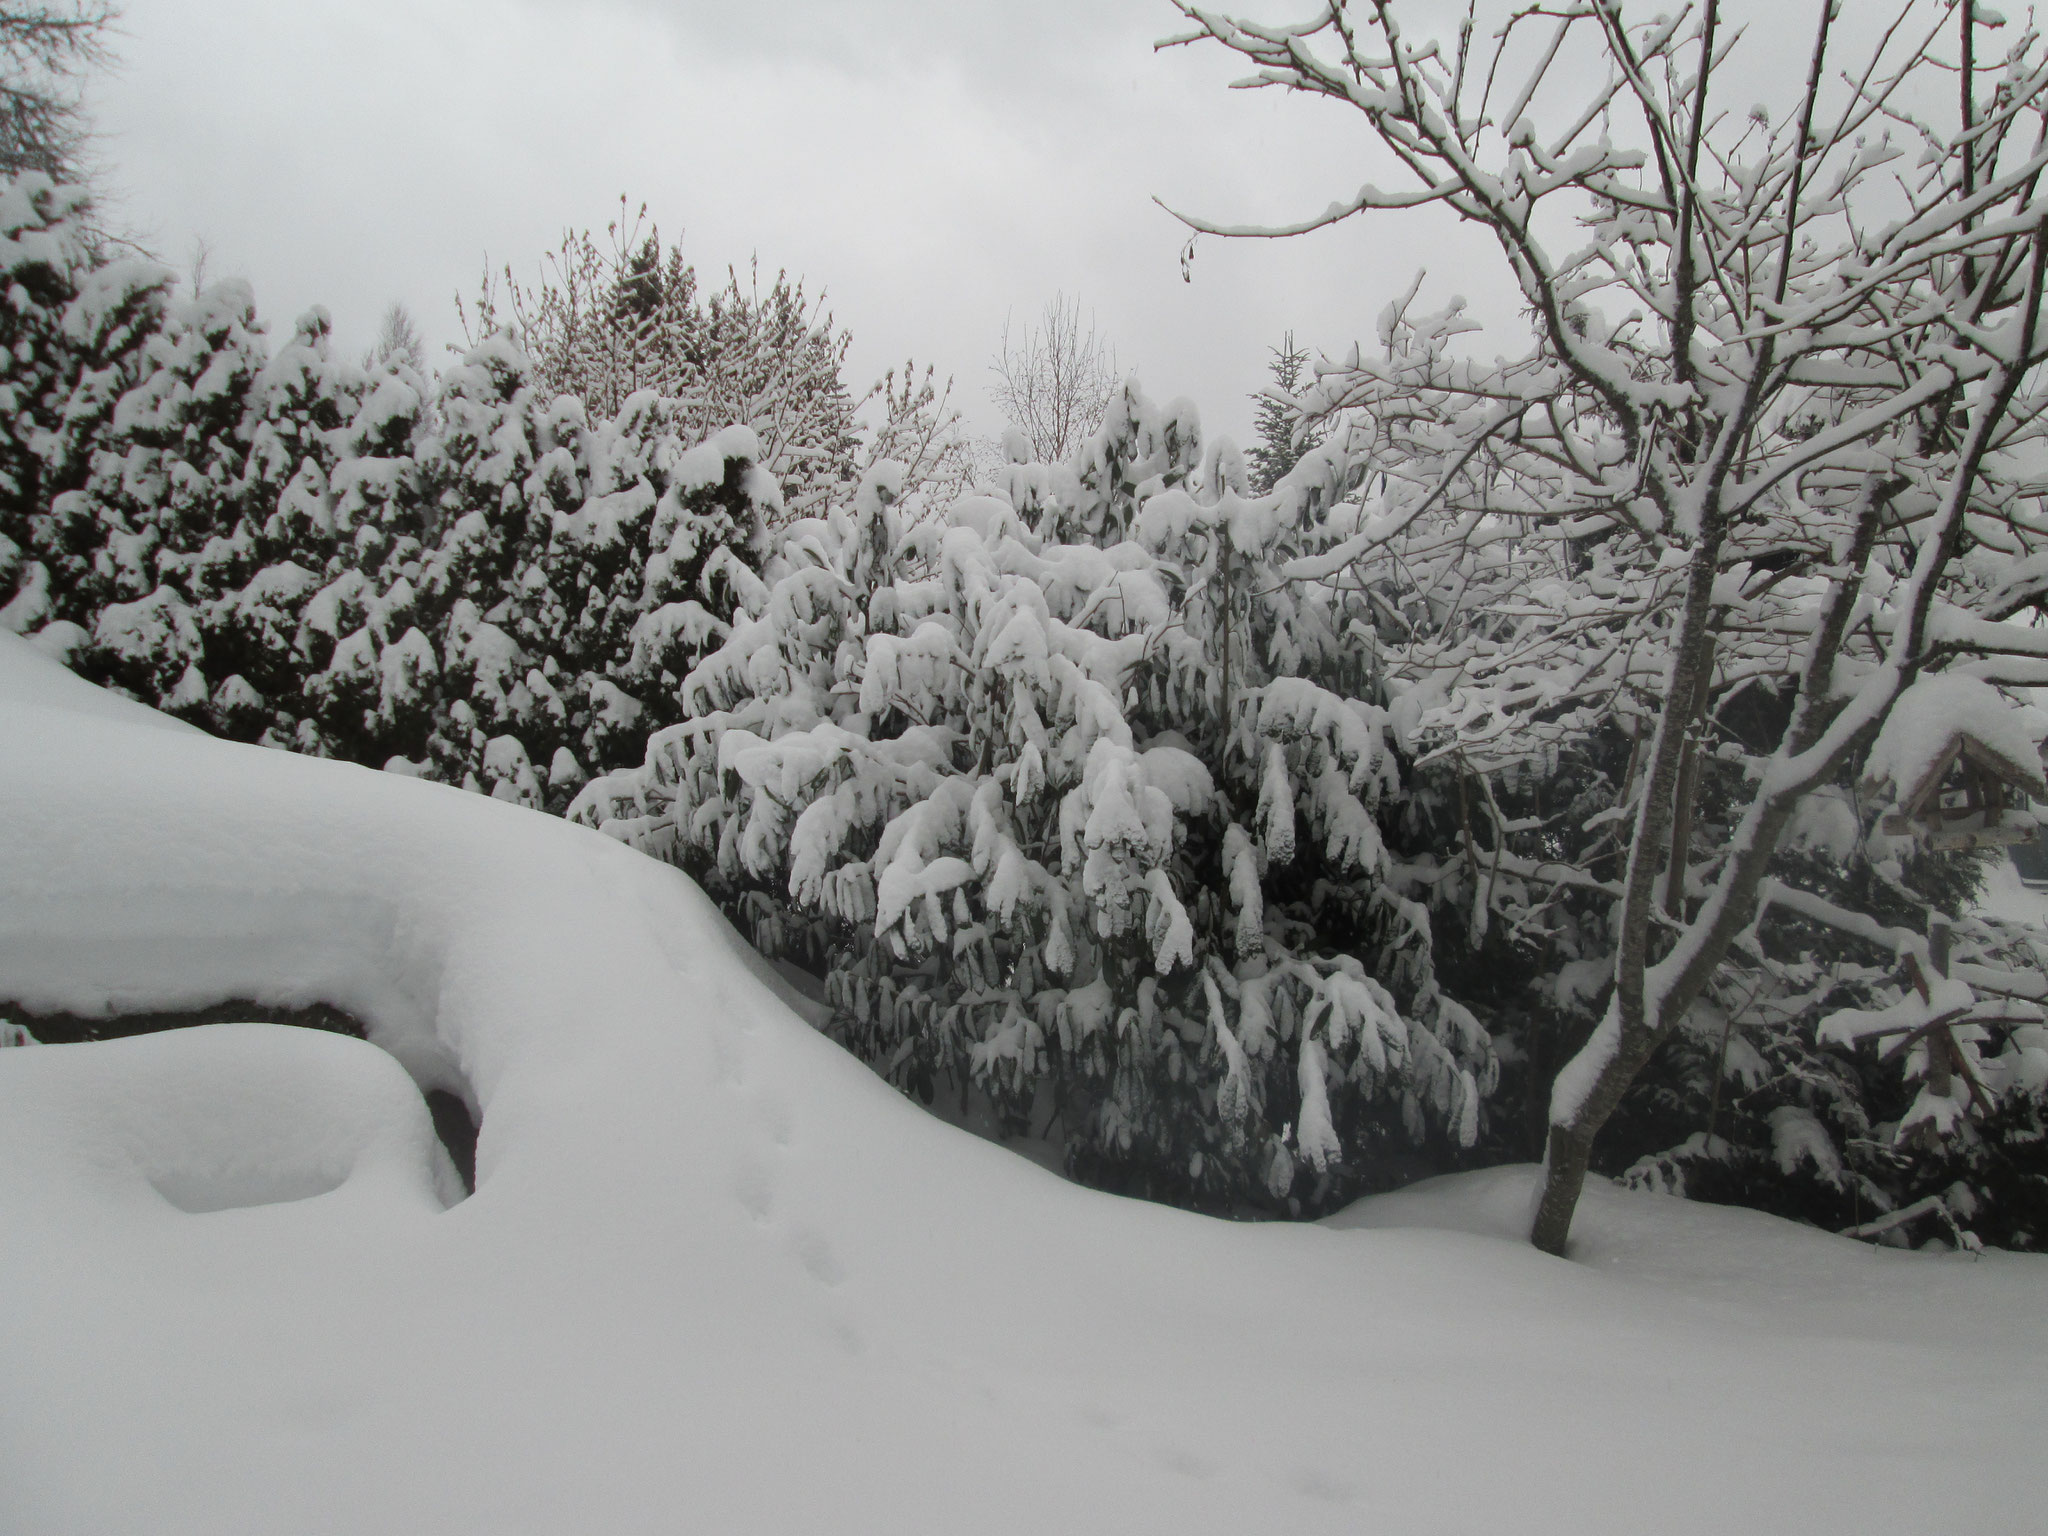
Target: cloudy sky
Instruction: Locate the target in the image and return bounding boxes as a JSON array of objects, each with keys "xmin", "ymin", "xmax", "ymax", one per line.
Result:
[
  {"xmin": 81, "ymin": 0, "xmax": 1487, "ymax": 447},
  {"xmin": 82, "ymin": 1, "xmax": 1880, "ymax": 448}
]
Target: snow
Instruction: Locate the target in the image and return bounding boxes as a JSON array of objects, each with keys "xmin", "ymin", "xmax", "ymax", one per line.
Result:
[
  {"xmin": 0, "ymin": 626, "xmax": 200, "ymax": 734},
  {"xmin": 94, "ymin": 584, "xmax": 202, "ymax": 673},
  {"xmin": 2, "ymin": 1023, "xmax": 465, "ymax": 1216},
  {"xmin": 669, "ymin": 423, "xmax": 762, "ymax": 495},
  {"xmin": 1978, "ymin": 853, "xmax": 2048, "ymax": 925},
  {"xmin": 1817, "ymin": 950, "xmax": 1975, "ymax": 1048},
  {"xmin": 1767, "ymin": 1105, "xmax": 1846, "ymax": 1184},
  {"xmin": 3, "ymin": 629, "xmax": 2047, "ymax": 1534},
  {"xmin": 1864, "ymin": 674, "xmax": 2048, "ymax": 803}
]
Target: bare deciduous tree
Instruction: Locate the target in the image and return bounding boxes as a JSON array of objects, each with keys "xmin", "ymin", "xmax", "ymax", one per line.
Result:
[
  {"xmin": 1, "ymin": 2, "xmax": 115, "ymax": 180},
  {"xmin": 457, "ymin": 198, "xmax": 973, "ymax": 524},
  {"xmin": 458, "ymin": 198, "xmax": 863, "ymax": 517},
  {"xmin": 1169, "ymin": 0, "xmax": 2048, "ymax": 1254},
  {"xmin": 364, "ymin": 300, "xmax": 426, "ymax": 376},
  {"xmin": 989, "ymin": 292, "xmax": 1121, "ymax": 462}
]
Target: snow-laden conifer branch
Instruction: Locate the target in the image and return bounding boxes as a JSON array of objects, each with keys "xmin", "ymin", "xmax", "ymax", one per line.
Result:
[{"xmin": 576, "ymin": 383, "xmax": 1496, "ymax": 1208}]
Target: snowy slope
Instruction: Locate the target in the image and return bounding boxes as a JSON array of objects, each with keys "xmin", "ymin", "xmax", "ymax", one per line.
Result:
[{"xmin": 2, "ymin": 630, "xmax": 2044, "ymax": 1536}]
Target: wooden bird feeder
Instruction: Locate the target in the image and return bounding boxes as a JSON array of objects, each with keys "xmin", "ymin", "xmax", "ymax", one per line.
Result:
[{"xmin": 1877, "ymin": 732, "xmax": 2048, "ymax": 850}]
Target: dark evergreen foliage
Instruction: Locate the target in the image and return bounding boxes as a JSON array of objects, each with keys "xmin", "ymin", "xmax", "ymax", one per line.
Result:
[{"xmin": 1245, "ymin": 332, "xmax": 1322, "ymax": 497}]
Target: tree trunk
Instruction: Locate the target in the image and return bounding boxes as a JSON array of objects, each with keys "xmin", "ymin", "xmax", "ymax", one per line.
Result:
[
  {"xmin": 1528, "ymin": 542, "xmax": 1725, "ymax": 1255},
  {"xmin": 1529, "ymin": 1010, "xmax": 1666, "ymax": 1256},
  {"xmin": 1925, "ymin": 915, "xmax": 1954, "ymax": 1102},
  {"xmin": 1529, "ymin": 1125, "xmax": 1594, "ymax": 1256},
  {"xmin": 1662, "ymin": 633, "xmax": 1717, "ymax": 919}
]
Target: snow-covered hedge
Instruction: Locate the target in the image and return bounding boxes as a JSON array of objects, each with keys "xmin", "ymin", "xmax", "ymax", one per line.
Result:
[
  {"xmin": 285, "ymin": 343, "xmax": 781, "ymax": 806},
  {"xmin": 0, "ymin": 173, "xmax": 785, "ymax": 808},
  {"xmin": 0, "ymin": 174, "xmax": 171, "ymax": 638}
]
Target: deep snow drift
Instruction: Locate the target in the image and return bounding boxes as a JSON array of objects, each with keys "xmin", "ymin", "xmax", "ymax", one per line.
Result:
[{"xmin": 2, "ymin": 631, "xmax": 2043, "ymax": 1535}]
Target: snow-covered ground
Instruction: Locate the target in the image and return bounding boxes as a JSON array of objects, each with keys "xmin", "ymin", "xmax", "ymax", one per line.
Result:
[{"xmin": 3, "ymin": 631, "xmax": 2044, "ymax": 1536}]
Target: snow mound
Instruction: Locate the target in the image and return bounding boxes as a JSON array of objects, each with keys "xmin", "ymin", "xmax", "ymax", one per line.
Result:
[
  {"xmin": 0, "ymin": 1023, "xmax": 463, "ymax": 1215},
  {"xmin": 3, "ymin": 632, "xmax": 2046, "ymax": 1535}
]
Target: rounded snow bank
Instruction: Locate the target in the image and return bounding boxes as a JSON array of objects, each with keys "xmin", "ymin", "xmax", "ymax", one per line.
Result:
[
  {"xmin": 0, "ymin": 1023, "xmax": 464, "ymax": 1214},
  {"xmin": 0, "ymin": 630, "xmax": 731, "ymax": 1174}
]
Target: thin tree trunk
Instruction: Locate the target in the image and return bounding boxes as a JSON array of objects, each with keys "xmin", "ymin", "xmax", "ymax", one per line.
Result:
[
  {"xmin": 1662, "ymin": 632, "xmax": 1717, "ymax": 920},
  {"xmin": 1925, "ymin": 915, "xmax": 1954, "ymax": 1102},
  {"xmin": 1532, "ymin": 996, "xmax": 1686, "ymax": 1254},
  {"xmin": 1530, "ymin": 1125, "xmax": 1594, "ymax": 1254},
  {"xmin": 1217, "ymin": 537, "xmax": 1231, "ymax": 736}
]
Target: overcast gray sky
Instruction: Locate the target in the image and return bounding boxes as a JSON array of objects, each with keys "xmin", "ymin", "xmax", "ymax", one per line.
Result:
[
  {"xmin": 83, "ymin": 0, "xmax": 1881, "ymax": 447},
  {"xmin": 80, "ymin": 0, "xmax": 1488, "ymax": 447}
]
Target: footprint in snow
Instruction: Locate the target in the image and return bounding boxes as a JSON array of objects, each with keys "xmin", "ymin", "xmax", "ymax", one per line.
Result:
[
  {"xmin": 1288, "ymin": 1467, "xmax": 1357, "ymax": 1503},
  {"xmin": 1153, "ymin": 1446, "xmax": 1216, "ymax": 1480},
  {"xmin": 790, "ymin": 1225, "xmax": 845, "ymax": 1286},
  {"xmin": 733, "ymin": 1157, "xmax": 775, "ymax": 1221}
]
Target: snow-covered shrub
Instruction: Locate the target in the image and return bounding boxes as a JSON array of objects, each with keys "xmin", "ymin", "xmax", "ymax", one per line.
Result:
[
  {"xmin": 1225, "ymin": 271, "xmax": 2048, "ymax": 1248},
  {"xmin": 1600, "ymin": 768, "xmax": 2048, "ymax": 1249},
  {"xmin": 56, "ymin": 280, "xmax": 284, "ymax": 711},
  {"xmin": 579, "ymin": 382, "xmax": 1495, "ymax": 1210},
  {"xmin": 37, "ymin": 284, "xmax": 374, "ymax": 741},
  {"xmin": 0, "ymin": 173, "xmax": 169, "ymax": 638},
  {"xmin": 1228, "ymin": 317, "xmax": 2048, "ymax": 1245},
  {"xmin": 3, "ymin": 174, "xmax": 929, "ymax": 814},
  {"xmin": 198, "ymin": 307, "xmax": 369, "ymax": 742},
  {"xmin": 1170, "ymin": 0, "xmax": 2048, "ymax": 1256},
  {"xmin": 293, "ymin": 332, "xmax": 542, "ymax": 774}
]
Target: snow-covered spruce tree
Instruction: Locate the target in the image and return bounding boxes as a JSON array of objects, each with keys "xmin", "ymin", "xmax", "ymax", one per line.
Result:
[
  {"xmin": 1245, "ymin": 331, "xmax": 1322, "ymax": 496},
  {"xmin": 248, "ymin": 315, "xmax": 428, "ymax": 754},
  {"xmin": 468, "ymin": 400, "xmax": 782, "ymax": 809},
  {"xmin": 577, "ymin": 382, "xmax": 1493, "ymax": 1211},
  {"xmin": 1, "ymin": 197, "xmax": 792, "ymax": 794},
  {"xmin": 0, "ymin": 172, "xmax": 168, "ymax": 640},
  {"xmin": 1168, "ymin": 1, "xmax": 2048, "ymax": 1252},
  {"xmin": 300, "ymin": 332, "xmax": 538, "ymax": 779},
  {"xmin": 352, "ymin": 315, "xmax": 953, "ymax": 806}
]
